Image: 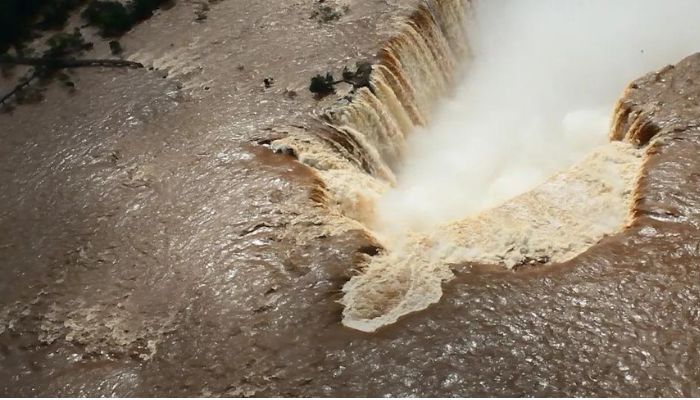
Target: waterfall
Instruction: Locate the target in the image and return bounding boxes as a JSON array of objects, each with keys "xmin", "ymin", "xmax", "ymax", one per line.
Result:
[
  {"xmin": 272, "ymin": 0, "xmax": 471, "ymax": 226},
  {"xmin": 270, "ymin": 0, "xmax": 656, "ymax": 332}
]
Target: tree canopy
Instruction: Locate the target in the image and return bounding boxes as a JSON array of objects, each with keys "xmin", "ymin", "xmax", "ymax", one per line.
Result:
[{"xmin": 0, "ymin": 0, "xmax": 171, "ymax": 54}]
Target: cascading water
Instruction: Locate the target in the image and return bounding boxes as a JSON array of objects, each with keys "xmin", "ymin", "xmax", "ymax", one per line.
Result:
[
  {"xmin": 272, "ymin": 0, "xmax": 700, "ymax": 332},
  {"xmin": 273, "ymin": 0, "xmax": 469, "ymax": 224}
]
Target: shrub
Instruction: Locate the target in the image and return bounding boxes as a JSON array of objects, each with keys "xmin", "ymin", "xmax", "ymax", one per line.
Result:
[
  {"xmin": 45, "ymin": 29, "xmax": 93, "ymax": 58},
  {"xmin": 109, "ymin": 40, "xmax": 123, "ymax": 55},
  {"xmin": 81, "ymin": 0, "xmax": 170, "ymax": 37},
  {"xmin": 342, "ymin": 62, "xmax": 371, "ymax": 88},
  {"xmin": 309, "ymin": 62, "xmax": 372, "ymax": 98},
  {"xmin": 81, "ymin": 1, "xmax": 133, "ymax": 37},
  {"xmin": 0, "ymin": 0, "xmax": 87, "ymax": 53},
  {"xmin": 309, "ymin": 73, "xmax": 336, "ymax": 97},
  {"xmin": 129, "ymin": 0, "xmax": 170, "ymax": 22},
  {"xmin": 36, "ymin": 0, "xmax": 86, "ymax": 30},
  {"xmin": 310, "ymin": 4, "xmax": 349, "ymax": 24},
  {"xmin": 0, "ymin": 0, "xmax": 169, "ymax": 54}
]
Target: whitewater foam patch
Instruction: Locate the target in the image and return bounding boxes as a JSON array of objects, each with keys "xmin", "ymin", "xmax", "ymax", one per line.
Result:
[{"xmin": 342, "ymin": 141, "xmax": 643, "ymax": 332}]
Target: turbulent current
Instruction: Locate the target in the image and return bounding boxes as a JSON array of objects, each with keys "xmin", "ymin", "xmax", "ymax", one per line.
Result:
[
  {"xmin": 273, "ymin": 0, "xmax": 700, "ymax": 332},
  {"xmin": 6, "ymin": 0, "xmax": 700, "ymax": 396}
]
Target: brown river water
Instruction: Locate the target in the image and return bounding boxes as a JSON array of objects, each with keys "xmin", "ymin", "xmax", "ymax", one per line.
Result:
[{"xmin": 2, "ymin": 0, "xmax": 700, "ymax": 396}]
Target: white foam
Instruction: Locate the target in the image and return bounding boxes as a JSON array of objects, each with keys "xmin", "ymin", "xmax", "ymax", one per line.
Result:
[{"xmin": 343, "ymin": 141, "xmax": 643, "ymax": 332}]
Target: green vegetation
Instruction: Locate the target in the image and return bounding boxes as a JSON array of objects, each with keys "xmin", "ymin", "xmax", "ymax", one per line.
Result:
[
  {"xmin": 109, "ymin": 40, "xmax": 123, "ymax": 55},
  {"xmin": 308, "ymin": 62, "xmax": 373, "ymax": 98},
  {"xmin": 45, "ymin": 29, "xmax": 93, "ymax": 59},
  {"xmin": 0, "ymin": 0, "xmax": 164, "ymax": 108},
  {"xmin": 0, "ymin": 0, "xmax": 171, "ymax": 55},
  {"xmin": 1, "ymin": 29, "xmax": 93, "ymax": 107},
  {"xmin": 310, "ymin": 3, "xmax": 349, "ymax": 24},
  {"xmin": 36, "ymin": 0, "xmax": 86, "ymax": 29},
  {"xmin": 81, "ymin": 1, "xmax": 133, "ymax": 37},
  {"xmin": 0, "ymin": 0, "xmax": 86, "ymax": 54},
  {"xmin": 343, "ymin": 62, "xmax": 372, "ymax": 88},
  {"xmin": 81, "ymin": 0, "xmax": 171, "ymax": 37},
  {"xmin": 309, "ymin": 73, "xmax": 336, "ymax": 97}
]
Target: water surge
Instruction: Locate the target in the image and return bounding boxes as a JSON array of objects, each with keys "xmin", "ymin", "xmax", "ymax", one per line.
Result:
[{"xmin": 272, "ymin": 0, "xmax": 700, "ymax": 332}]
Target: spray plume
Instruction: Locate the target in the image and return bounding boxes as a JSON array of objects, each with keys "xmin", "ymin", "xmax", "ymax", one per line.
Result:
[{"xmin": 374, "ymin": 0, "xmax": 700, "ymax": 236}]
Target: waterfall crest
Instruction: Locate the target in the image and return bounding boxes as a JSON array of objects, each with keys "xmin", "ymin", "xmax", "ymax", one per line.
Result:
[
  {"xmin": 272, "ymin": 0, "xmax": 471, "ymax": 225},
  {"xmin": 271, "ymin": 0, "xmax": 654, "ymax": 332}
]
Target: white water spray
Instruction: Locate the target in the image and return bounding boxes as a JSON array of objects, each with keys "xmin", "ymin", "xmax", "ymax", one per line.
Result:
[{"xmin": 374, "ymin": 0, "xmax": 700, "ymax": 236}]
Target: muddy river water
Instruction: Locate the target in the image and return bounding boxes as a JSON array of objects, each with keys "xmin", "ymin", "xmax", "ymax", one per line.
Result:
[{"xmin": 2, "ymin": 0, "xmax": 700, "ymax": 396}]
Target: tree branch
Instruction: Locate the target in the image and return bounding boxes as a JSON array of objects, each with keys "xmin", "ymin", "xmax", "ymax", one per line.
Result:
[
  {"xmin": 0, "ymin": 55, "xmax": 144, "ymax": 106},
  {"xmin": 0, "ymin": 72, "xmax": 39, "ymax": 105},
  {"xmin": 0, "ymin": 55, "xmax": 144, "ymax": 69}
]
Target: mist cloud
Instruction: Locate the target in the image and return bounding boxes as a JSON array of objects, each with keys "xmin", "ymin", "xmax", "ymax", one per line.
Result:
[{"xmin": 374, "ymin": 0, "xmax": 700, "ymax": 235}]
